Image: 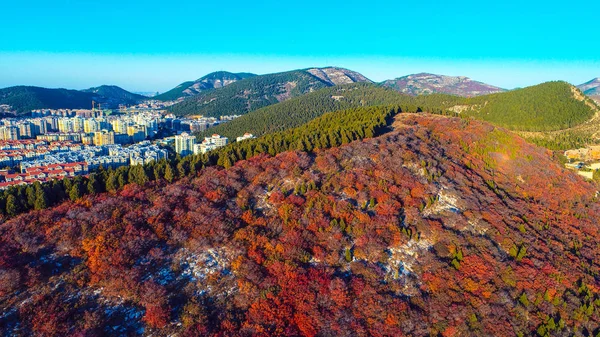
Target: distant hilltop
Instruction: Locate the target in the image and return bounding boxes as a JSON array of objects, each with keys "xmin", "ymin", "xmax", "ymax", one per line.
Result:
[
  {"xmin": 153, "ymin": 71, "xmax": 257, "ymax": 101},
  {"xmin": 0, "ymin": 85, "xmax": 147, "ymax": 115},
  {"xmin": 380, "ymin": 73, "xmax": 506, "ymax": 97},
  {"xmin": 577, "ymin": 78, "xmax": 600, "ymax": 103},
  {"xmin": 1, "ymin": 67, "xmax": 599, "ymax": 117}
]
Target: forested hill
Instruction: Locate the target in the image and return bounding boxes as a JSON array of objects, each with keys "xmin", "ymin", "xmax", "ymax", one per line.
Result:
[
  {"xmin": 198, "ymin": 81, "xmax": 598, "ymax": 149},
  {"xmin": 154, "ymin": 71, "xmax": 257, "ymax": 101},
  {"xmin": 82, "ymin": 85, "xmax": 148, "ymax": 105},
  {"xmin": 0, "ymin": 85, "xmax": 149, "ymax": 114},
  {"xmin": 0, "ymin": 86, "xmax": 98, "ymax": 114},
  {"xmin": 167, "ymin": 68, "xmax": 372, "ymax": 117},
  {"xmin": 196, "ymin": 83, "xmax": 418, "ymax": 140},
  {"xmin": 2, "ymin": 111, "xmax": 600, "ymax": 335},
  {"xmin": 455, "ymin": 81, "xmax": 599, "ymax": 131}
]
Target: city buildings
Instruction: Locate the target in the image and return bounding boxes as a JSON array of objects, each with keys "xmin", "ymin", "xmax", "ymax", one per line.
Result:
[
  {"xmin": 0, "ymin": 126, "xmax": 19, "ymax": 140},
  {"xmin": 0, "ymin": 162, "xmax": 89, "ymax": 189},
  {"xmin": 0, "ymin": 106, "xmax": 241, "ymax": 188},
  {"xmin": 93, "ymin": 130, "xmax": 115, "ymax": 146},
  {"xmin": 204, "ymin": 134, "xmax": 229, "ymax": 147},
  {"xmin": 195, "ymin": 134, "xmax": 229, "ymax": 155},
  {"xmin": 175, "ymin": 133, "xmax": 196, "ymax": 157}
]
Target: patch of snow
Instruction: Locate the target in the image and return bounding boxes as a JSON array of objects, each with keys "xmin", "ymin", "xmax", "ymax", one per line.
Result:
[
  {"xmin": 402, "ymin": 162, "xmax": 427, "ymax": 178},
  {"xmin": 422, "ymin": 188, "xmax": 462, "ymax": 216}
]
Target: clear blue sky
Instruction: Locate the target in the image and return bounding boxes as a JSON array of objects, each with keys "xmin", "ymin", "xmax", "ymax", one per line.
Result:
[{"xmin": 0, "ymin": 0, "xmax": 598, "ymax": 92}]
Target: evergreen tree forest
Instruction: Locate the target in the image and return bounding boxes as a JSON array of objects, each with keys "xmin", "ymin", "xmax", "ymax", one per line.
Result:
[
  {"xmin": 460, "ymin": 81, "xmax": 597, "ymax": 131},
  {"xmin": 196, "ymin": 83, "xmax": 460, "ymax": 140},
  {"xmin": 0, "ymin": 105, "xmax": 402, "ymax": 219},
  {"xmin": 168, "ymin": 70, "xmax": 330, "ymax": 117}
]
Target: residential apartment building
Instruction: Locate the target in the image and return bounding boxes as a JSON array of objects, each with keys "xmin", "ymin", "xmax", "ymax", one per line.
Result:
[
  {"xmin": 175, "ymin": 132, "xmax": 196, "ymax": 157},
  {"xmin": 93, "ymin": 130, "xmax": 115, "ymax": 146}
]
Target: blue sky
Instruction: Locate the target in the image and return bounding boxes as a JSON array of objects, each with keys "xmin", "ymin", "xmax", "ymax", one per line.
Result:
[{"xmin": 0, "ymin": 0, "xmax": 598, "ymax": 92}]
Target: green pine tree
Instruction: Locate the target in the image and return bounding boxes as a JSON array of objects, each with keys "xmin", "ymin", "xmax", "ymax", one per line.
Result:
[
  {"xmin": 5, "ymin": 194, "xmax": 20, "ymax": 216},
  {"xmin": 69, "ymin": 183, "xmax": 82, "ymax": 202},
  {"xmin": 34, "ymin": 189, "xmax": 48, "ymax": 210},
  {"xmin": 25, "ymin": 186, "xmax": 36, "ymax": 209},
  {"xmin": 164, "ymin": 163, "xmax": 174, "ymax": 183},
  {"xmin": 87, "ymin": 175, "xmax": 98, "ymax": 194}
]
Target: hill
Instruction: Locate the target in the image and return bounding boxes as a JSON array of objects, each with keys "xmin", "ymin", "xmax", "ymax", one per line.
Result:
[
  {"xmin": 168, "ymin": 68, "xmax": 372, "ymax": 117},
  {"xmin": 381, "ymin": 73, "xmax": 505, "ymax": 97},
  {"xmin": 82, "ymin": 85, "xmax": 148, "ymax": 106},
  {"xmin": 154, "ymin": 71, "xmax": 257, "ymax": 101},
  {"xmin": 453, "ymin": 81, "xmax": 597, "ymax": 132},
  {"xmin": 201, "ymin": 81, "xmax": 597, "ymax": 151},
  {"xmin": 197, "ymin": 83, "xmax": 415, "ymax": 140},
  {"xmin": 2, "ymin": 111, "xmax": 600, "ymax": 335},
  {"xmin": 0, "ymin": 85, "xmax": 151, "ymax": 114},
  {"xmin": 0, "ymin": 86, "xmax": 98, "ymax": 114}
]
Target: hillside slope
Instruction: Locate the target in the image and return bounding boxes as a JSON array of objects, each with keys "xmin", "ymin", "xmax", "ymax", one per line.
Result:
[
  {"xmin": 454, "ymin": 81, "xmax": 597, "ymax": 131},
  {"xmin": 154, "ymin": 71, "xmax": 256, "ymax": 101},
  {"xmin": 168, "ymin": 68, "xmax": 372, "ymax": 117},
  {"xmin": 1, "ymin": 114, "xmax": 600, "ymax": 336},
  {"xmin": 201, "ymin": 81, "xmax": 597, "ymax": 151},
  {"xmin": 197, "ymin": 83, "xmax": 411, "ymax": 140},
  {"xmin": 381, "ymin": 73, "xmax": 505, "ymax": 97},
  {"xmin": 82, "ymin": 85, "xmax": 148, "ymax": 106},
  {"xmin": 0, "ymin": 86, "xmax": 97, "ymax": 114}
]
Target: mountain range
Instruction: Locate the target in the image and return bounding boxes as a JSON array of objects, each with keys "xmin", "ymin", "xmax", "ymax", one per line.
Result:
[
  {"xmin": 0, "ymin": 68, "xmax": 598, "ymax": 118},
  {"xmin": 167, "ymin": 67, "xmax": 373, "ymax": 117}
]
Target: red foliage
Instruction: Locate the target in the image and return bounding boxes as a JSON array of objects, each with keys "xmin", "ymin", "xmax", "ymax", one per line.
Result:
[{"xmin": 3, "ymin": 115, "xmax": 600, "ymax": 336}]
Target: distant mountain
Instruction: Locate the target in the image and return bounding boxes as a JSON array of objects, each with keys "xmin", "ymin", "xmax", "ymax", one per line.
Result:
[
  {"xmin": 0, "ymin": 86, "xmax": 98, "ymax": 114},
  {"xmin": 0, "ymin": 85, "xmax": 150, "ymax": 115},
  {"xmin": 82, "ymin": 85, "xmax": 148, "ymax": 106},
  {"xmin": 381, "ymin": 73, "xmax": 505, "ymax": 97},
  {"xmin": 305, "ymin": 67, "xmax": 373, "ymax": 85},
  {"xmin": 578, "ymin": 78, "xmax": 600, "ymax": 95},
  {"xmin": 154, "ymin": 71, "xmax": 257, "ymax": 101},
  {"xmin": 577, "ymin": 78, "xmax": 600, "ymax": 103},
  {"xmin": 169, "ymin": 67, "xmax": 372, "ymax": 117}
]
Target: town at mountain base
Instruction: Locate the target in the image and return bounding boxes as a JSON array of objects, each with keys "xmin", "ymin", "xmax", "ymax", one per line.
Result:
[{"xmin": 2, "ymin": 113, "xmax": 600, "ymax": 336}]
